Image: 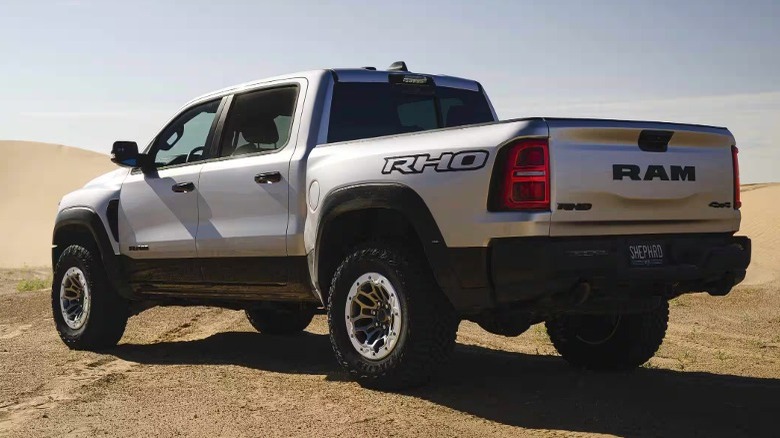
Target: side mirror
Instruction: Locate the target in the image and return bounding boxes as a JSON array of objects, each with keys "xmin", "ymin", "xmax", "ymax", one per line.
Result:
[{"xmin": 111, "ymin": 141, "xmax": 140, "ymax": 167}]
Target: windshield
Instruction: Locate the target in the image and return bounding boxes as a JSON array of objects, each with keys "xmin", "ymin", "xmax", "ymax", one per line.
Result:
[{"xmin": 327, "ymin": 81, "xmax": 494, "ymax": 143}]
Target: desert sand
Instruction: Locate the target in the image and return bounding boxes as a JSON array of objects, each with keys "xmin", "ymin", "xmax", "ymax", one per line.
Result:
[
  {"xmin": 0, "ymin": 141, "xmax": 116, "ymax": 268},
  {"xmin": 0, "ymin": 143, "xmax": 777, "ymax": 437},
  {"xmin": 740, "ymin": 183, "xmax": 780, "ymax": 286}
]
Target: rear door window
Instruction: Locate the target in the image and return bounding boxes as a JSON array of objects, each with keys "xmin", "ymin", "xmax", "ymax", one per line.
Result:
[{"xmin": 219, "ymin": 86, "xmax": 299, "ymax": 157}]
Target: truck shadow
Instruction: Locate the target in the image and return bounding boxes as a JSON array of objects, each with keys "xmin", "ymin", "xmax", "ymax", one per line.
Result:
[{"xmin": 111, "ymin": 331, "xmax": 778, "ymax": 437}]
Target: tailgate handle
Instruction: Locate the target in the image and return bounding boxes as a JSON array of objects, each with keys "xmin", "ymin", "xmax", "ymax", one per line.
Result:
[{"xmin": 638, "ymin": 130, "xmax": 673, "ymax": 153}]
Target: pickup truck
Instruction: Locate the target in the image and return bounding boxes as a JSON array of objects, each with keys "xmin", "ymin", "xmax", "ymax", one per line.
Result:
[{"xmin": 52, "ymin": 61, "xmax": 751, "ymax": 389}]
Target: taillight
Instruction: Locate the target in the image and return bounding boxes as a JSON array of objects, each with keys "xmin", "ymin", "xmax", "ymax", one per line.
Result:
[
  {"xmin": 731, "ymin": 145, "xmax": 741, "ymax": 209},
  {"xmin": 498, "ymin": 138, "xmax": 550, "ymax": 210}
]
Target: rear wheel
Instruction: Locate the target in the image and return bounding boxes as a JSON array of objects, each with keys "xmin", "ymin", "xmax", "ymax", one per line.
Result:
[
  {"xmin": 327, "ymin": 244, "xmax": 458, "ymax": 390},
  {"xmin": 545, "ymin": 302, "xmax": 669, "ymax": 371},
  {"xmin": 52, "ymin": 245, "xmax": 129, "ymax": 350},
  {"xmin": 245, "ymin": 304, "xmax": 314, "ymax": 335}
]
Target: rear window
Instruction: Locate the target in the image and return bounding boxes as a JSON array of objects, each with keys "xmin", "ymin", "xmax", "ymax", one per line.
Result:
[{"xmin": 327, "ymin": 81, "xmax": 494, "ymax": 143}]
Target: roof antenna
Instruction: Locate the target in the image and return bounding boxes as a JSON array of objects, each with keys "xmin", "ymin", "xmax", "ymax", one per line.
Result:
[{"xmin": 387, "ymin": 61, "xmax": 408, "ymax": 72}]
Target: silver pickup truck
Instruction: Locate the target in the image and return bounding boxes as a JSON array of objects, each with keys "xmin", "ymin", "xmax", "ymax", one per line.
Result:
[{"xmin": 52, "ymin": 61, "xmax": 751, "ymax": 389}]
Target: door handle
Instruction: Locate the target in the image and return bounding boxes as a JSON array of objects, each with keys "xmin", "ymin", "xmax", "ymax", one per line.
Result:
[
  {"xmin": 254, "ymin": 171, "xmax": 282, "ymax": 184},
  {"xmin": 171, "ymin": 182, "xmax": 195, "ymax": 193}
]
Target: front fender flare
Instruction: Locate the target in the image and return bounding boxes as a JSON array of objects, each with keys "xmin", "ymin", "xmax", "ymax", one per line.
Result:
[{"xmin": 53, "ymin": 207, "xmax": 134, "ymax": 299}]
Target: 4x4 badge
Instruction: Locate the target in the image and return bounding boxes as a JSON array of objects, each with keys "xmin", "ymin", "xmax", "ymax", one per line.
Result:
[{"xmin": 708, "ymin": 201, "xmax": 732, "ymax": 208}]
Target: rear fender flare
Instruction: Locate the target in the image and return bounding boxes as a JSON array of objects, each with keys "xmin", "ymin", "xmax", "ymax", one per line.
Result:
[{"xmin": 312, "ymin": 183, "xmax": 462, "ymax": 304}]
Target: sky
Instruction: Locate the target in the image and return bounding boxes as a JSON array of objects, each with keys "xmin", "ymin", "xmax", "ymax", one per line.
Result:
[{"xmin": 1, "ymin": 0, "xmax": 778, "ymax": 182}]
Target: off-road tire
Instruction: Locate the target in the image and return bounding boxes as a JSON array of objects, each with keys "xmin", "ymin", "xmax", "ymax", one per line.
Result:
[
  {"xmin": 327, "ymin": 243, "xmax": 458, "ymax": 390},
  {"xmin": 545, "ymin": 301, "xmax": 669, "ymax": 371},
  {"xmin": 245, "ymin": 305, "xmax": 315, "ymax": 335},
  {"xmin": 52, "ymin": 244, "xmax": 129, "ymax": 350}
]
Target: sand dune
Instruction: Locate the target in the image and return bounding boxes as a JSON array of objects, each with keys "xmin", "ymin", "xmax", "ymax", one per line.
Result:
[
  {"xmin": 740, "ymin": 183, "xmax": 780, "ymax": 285},
  {"xmin": 0, "ymin": 141, "xmax": 116, "ymax": 268}
]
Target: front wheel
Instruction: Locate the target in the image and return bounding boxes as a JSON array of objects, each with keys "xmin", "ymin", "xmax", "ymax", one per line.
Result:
[
  {"xmin": 52, "ymin": 245, "xmax": 129, "ymax": 350},
  {"xmin": 545, "ymin": 302, "xmax": 669, "ymax": 371},
  {"xmin": 327, "ymin": 244, "xmax": 458, "ymax": 390}
]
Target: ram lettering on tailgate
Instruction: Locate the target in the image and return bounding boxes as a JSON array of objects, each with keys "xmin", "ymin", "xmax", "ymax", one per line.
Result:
[{"xmin": 613, "ymin": 164, "xmax": 696, "ymax": 181}]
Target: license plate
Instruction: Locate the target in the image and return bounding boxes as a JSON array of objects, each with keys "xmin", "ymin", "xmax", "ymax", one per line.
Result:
[{"xmin": 628, "ymin": 243, "xmax": 665, "ymax": 267}]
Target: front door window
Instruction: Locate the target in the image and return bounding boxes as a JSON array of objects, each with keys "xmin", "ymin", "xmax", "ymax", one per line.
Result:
[{"xmin": 149, "ymin": 99, "xmax": 220, "ymax": 168}]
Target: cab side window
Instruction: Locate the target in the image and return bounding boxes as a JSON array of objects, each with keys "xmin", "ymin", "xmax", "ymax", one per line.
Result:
[
  {"xmin": 150, "ymin": 99, "xmax": 220, "ymax": 168},
  {"xmin": 219, "ymin": 86, "xmax": 298, "ymax": 157}
]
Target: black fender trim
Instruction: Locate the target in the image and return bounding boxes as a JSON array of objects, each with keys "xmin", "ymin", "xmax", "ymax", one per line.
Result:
[
  {"xmin": 52, "ymin": 207, "xmax": 135, "ymax": 300},
  {"xmin": 313, "ymin": 183, "xmax": 493, "ymax": 312}
]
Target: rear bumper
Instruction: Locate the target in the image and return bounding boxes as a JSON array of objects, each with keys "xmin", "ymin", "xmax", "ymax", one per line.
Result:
[{"xmin": 449, "ymin": 233, "xmax": 751, "ymax": 310}]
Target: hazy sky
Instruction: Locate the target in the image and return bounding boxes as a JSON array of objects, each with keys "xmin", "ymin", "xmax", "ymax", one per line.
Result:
[{"xmin": 1, "ymin": 0, "xmax": 778, "ymax": 182}]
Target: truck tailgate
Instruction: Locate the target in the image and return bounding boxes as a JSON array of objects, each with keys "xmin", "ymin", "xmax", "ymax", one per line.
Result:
[{"xmin": 547, "ymin": 118, "xmax": 740, "ymax": 236}]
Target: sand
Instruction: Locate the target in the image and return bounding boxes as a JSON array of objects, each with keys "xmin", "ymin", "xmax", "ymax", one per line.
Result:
[
  {"xmin": 0, "ymin": 141, "xmax": 116, "ymax": 268},
  {"xmin": 740, "ymin": 183, "xmax": 780, "ymax": 286},
  {"xmin": 0, "ymin": 143, "xmax": 777, "ymax": 437}
]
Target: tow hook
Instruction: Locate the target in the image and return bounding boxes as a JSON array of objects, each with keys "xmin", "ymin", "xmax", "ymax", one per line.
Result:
[{"xmin": 706, "ymin": 272, "xmax": 736, "ymax": 296}]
